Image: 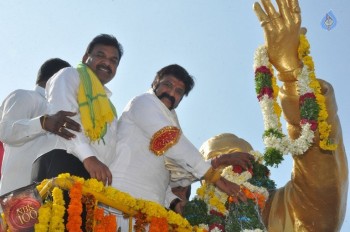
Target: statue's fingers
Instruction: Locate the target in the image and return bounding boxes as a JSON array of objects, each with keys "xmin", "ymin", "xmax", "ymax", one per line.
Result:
[
  {"xmin": 288, "ymin": 0, "xmax": 301, "ymax": 25},
  {"xmin": 253, "ymin": 2, "xmax": 268, "ymax": 22},
  {"xmin": 253, "ymin": 2, "xmax": 273, "ymax": 30},
  {"xmin": 261, "ymin": 0, "xmax": 284, "ymax": 30},
  {"xmin": 276, "ymin": 0, "xmax": 293, "ymax": 26},
  {"xmin": 262, "ymin": 0, "xmax": 280, "ymax": 19}
]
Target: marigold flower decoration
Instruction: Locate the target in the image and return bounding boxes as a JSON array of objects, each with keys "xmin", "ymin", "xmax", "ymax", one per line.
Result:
[
  {"xmin": 36, "ymin": 173, "xmax": 193, "ymax": 232},
  {"xmin": 253, "ymin": 35, "xmax": 336, "ymax": 167},
  {"xmin": 35, "ymin": 201, "xmax": 52, "ymax": 232},
  {"xmin": 50, "ymin": 187, "xmax": 65, "ymax": 231},
  {"xmin": 66, "ymin": 181, "xmax": 83, "ymax": 232},
  {"xmin": 35, "ymin": 186, "xmax": 65, "ymax": 232}
]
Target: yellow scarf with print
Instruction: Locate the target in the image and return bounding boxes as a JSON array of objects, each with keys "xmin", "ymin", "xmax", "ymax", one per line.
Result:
[{"xmin": 77, "ymin": 63, "xmax": 116, "ymax": 142}]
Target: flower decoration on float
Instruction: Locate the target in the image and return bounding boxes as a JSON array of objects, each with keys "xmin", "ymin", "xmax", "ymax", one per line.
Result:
[
  {"xmin": 35, "ymin": 173, "xmax": 193, "ymax": 232},
  {"xmin": 35, "ymin": 186, "xmax": 65, "ymax": 232},
  {"xmin": 253, "ymin": 34, "xmax": 336, "ymax": 167}
]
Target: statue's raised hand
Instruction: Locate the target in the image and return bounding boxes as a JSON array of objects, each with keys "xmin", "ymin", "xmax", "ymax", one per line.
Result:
[{"xmin": 253, "ymin": 0, "xmax": 302, "ymax": 76}]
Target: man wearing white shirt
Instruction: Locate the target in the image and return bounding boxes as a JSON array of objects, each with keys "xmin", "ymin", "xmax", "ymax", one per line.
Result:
[
  {"xmin": 0, "ymin": 58, "xmax": 80, "ymax": 195},
  {"xmin": 31, "ymin": 34, "xmax": 123, "ymax": 186},
  {"xmin": 110, "ymin": 64, "xmax": 253, "ymax": 231}
]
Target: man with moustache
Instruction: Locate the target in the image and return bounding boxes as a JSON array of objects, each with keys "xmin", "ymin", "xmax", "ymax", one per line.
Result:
[
  {"xmin": 110, "ymin": 64, "xmax": 254, "ymax": 231},
  {"xmin": 31, "ymin": 34, "xmax": 123, "ymax": 186}
]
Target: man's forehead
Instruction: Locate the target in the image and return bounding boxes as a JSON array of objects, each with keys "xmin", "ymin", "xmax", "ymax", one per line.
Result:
[
  {"xmin": 92, "ymin": 44, "xmax": 119, "ymax": 57},
  {"xmin": 160, "ymin": 75, "xmax": 185, "ymax": 85}
]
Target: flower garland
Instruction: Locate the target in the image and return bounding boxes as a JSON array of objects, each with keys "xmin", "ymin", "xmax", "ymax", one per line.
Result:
[
  {"xmin": 35, "ymin": 201, "xmax": 52, "ymax": 231},
  {"xmin": 66, "ymin": 182, "xmax": 83, "ymax": 232},
  {"xmin": 183, "ymin": 151, "xmax": 274, "ymax": 232},
  {"xmin": 298, "ymin": 34, "xmax": 336, "ymax": 151},
  {"xmin": 50, "ymin": 187, "xmax": 65, "ymax": 231},
  {"xmin": 34, "ymin": 187, "xmax": 65, "ymax": 232},
  {"xmin": 82, "ymin": 194, "xmax": 96, "ymax": 231},
  {"xmin": 36, "ymin": 173, "xmax": 193, "ymax": 232},
  {"xmin": 253, "ymin": 35, "xmax": 336, "ymax": 166},
  {"xmin": 197, "ymin": 151, "xmax": 269, "ymax": 215}
]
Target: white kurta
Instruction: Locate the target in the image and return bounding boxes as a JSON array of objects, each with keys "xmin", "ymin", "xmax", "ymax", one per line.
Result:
[
  {"xmin": 0, "ymin": 86, "xmax": 55, "ymax": 195},
  {"xmin": 110, "ymin": 90, "xmax": 210, "ymax": 204},
  {"xmin": 41, "ymin": 67, "xmax": 118, "ymax": 165}
]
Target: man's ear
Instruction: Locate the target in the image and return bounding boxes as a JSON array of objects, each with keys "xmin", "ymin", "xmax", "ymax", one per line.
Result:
[
  {"xmin": 152, "ymin": 79, "xmax": 159, "ymax": 91},
  {"xmin": 82, "ymin": 53, "xmax": 88, "ymax": 63}
]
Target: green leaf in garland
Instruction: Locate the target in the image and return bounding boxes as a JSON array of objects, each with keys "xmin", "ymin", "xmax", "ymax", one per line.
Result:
[
  {"xmin": 263, "ymin": 128, "xmax": 284, "ymax": 139},
  {"xmin": 183, "ymin": 198, "xmax": 208, "ymax": 226},
  {"xmin": 255, "ymin": 72, "xmax": 272, "ymax": 94},
  {"xmin": 264, "ymin": 147, "xmax": 284, "ymax": 167},
  {"xmin": 225, "ymin": 200, "xmax": 267, "ymax": 231},
  {"xmin": 300, "ymin": 98, "xmax": 320, "ymax": 120}
]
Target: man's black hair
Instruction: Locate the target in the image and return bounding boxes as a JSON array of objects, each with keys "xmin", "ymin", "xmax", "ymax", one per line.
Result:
[
  {"xmin": 36, "ymin": 58, "xmax": 71, "ymax": 85},
  {"xmin": 86, "ymin": 34, "xmax": 124, "ymax": 59},
  {"xmin": 152, "ymin": 64, "xmax": 195, "ymax": 96}
]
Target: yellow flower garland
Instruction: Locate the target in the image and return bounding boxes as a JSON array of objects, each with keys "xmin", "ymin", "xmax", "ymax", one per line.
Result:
[
  {"xmin": 36, "ymin": 174, "xmax": 193, "ymax": 232},
  {"xmin": 270, "ymin": 65, "xmax": 282, "ymax": 127},
  {"xmin": 50, "ymin": 187, "xmax": 65, "ymax": 231},
  {"xmin": 35, "ymin": 201, "xmax": 52, "ymax": 232},
  {"xmin": 298, "ymin": 34, "xmax": 337, "ymax": 150}
]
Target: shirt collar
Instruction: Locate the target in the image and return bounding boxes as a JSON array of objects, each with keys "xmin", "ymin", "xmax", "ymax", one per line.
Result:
[{"xmin": 35, "ymin": 85, "xmax": 46, "ymax": 98}]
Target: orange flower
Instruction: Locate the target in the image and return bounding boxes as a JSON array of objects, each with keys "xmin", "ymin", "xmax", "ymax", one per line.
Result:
[
  {"xmin": 241, "ymin": 187, "xmax": 266, "ymax": 210},
  {"xmin": 150, "ymin": 217, "xmax": 169, "ymax": 232},
  {"xmin": 102, "ymin": 214, "xmax": 117, "ymax": 232}
]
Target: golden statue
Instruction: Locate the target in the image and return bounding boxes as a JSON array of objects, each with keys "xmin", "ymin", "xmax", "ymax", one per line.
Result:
[{"xmin": 197, "ymin": 0, "xmax": 348, "ymax": 231}]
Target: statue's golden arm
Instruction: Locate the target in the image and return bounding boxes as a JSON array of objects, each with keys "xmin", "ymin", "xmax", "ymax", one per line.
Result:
[{"xmin": 271, "ymin": 79, "xmax": 349, "ymax": 232}]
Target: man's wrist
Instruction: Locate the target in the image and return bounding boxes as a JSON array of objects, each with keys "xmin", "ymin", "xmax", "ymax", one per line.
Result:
[
  {"xmin": 40, "ymin": 114, "xmax": 48, "ymax": 130},
  {"xmin": 169, "ymin": 198, "xmax": 181, "ymax": 211}
]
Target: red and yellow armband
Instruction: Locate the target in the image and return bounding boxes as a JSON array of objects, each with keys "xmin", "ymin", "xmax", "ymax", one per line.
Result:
[{"xmin": 149, "ymin": 126, "xmax": 181, "ymax": 156}]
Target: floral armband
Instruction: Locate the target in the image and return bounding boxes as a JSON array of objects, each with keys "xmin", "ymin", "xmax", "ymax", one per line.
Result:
[{"xmin": 149, "ymin": 126, "xmax": 181, "ymax": 156}]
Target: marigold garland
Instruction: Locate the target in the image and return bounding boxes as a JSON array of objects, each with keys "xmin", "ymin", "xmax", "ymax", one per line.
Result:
[
  {"xmin": 36, "ymin": 173, "xmax": 193, "ymax": 232},
  {"xmin": 92, "ymin": 207, "xmax": 117, "ymax": 232},
  {"xmin": 149, "ymin": 216, "xmax": 169, "ymax": 232},
  {"xmin": 66, "ymin": 182, "xmax": 83, "ymax": 232},
  {"xmin": 94, "ymin": 207, "xmax": 105, "ymax": 232},
  {"xmin": 101, "ymin": 214, "xmax": 117, "ymax": 232},
  {"xmin": 50, "ymin": 187, "xmax": 65, "ymax": 231},
  {"xmin": 35, "ymin": 201, "xmax": 52, "ymax": 232}
]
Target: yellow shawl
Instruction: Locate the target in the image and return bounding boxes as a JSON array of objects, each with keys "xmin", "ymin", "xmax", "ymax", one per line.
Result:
[{"xmin": 77, "ymin": 63, "xmax": 116, "ymax": 142}]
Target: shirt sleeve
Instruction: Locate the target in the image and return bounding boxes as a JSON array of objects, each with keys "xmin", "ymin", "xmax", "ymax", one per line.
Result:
[
  {"xmin": 46, "ymin": 68, "xmax": 96, "ymax": 161},
  {"xmin": 0, "ymin": 90, "xmax": 45, "ymax": 145},
  {"xmin": 129, "ymin": 94, "xmax": 211, "ymax": 179}
]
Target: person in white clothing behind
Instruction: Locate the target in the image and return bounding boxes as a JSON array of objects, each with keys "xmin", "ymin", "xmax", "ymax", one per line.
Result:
[
  {"xmin": 0, "ymin": 58, "xmax": 81, "ymax": 195},
  {"xmin": 110, "ymin": 64, "xmax": 254, "ymax": 231}
]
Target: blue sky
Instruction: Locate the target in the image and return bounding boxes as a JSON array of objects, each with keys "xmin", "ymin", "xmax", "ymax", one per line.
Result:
[{"xmin": 0, "ymin": 0, "xmax": 349, "ymax": 230}]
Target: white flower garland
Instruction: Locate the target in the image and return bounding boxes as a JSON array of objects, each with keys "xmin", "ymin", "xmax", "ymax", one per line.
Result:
[{"xmin": 253, "ymin": 46, "xmax": 315, "ymax": 156}]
